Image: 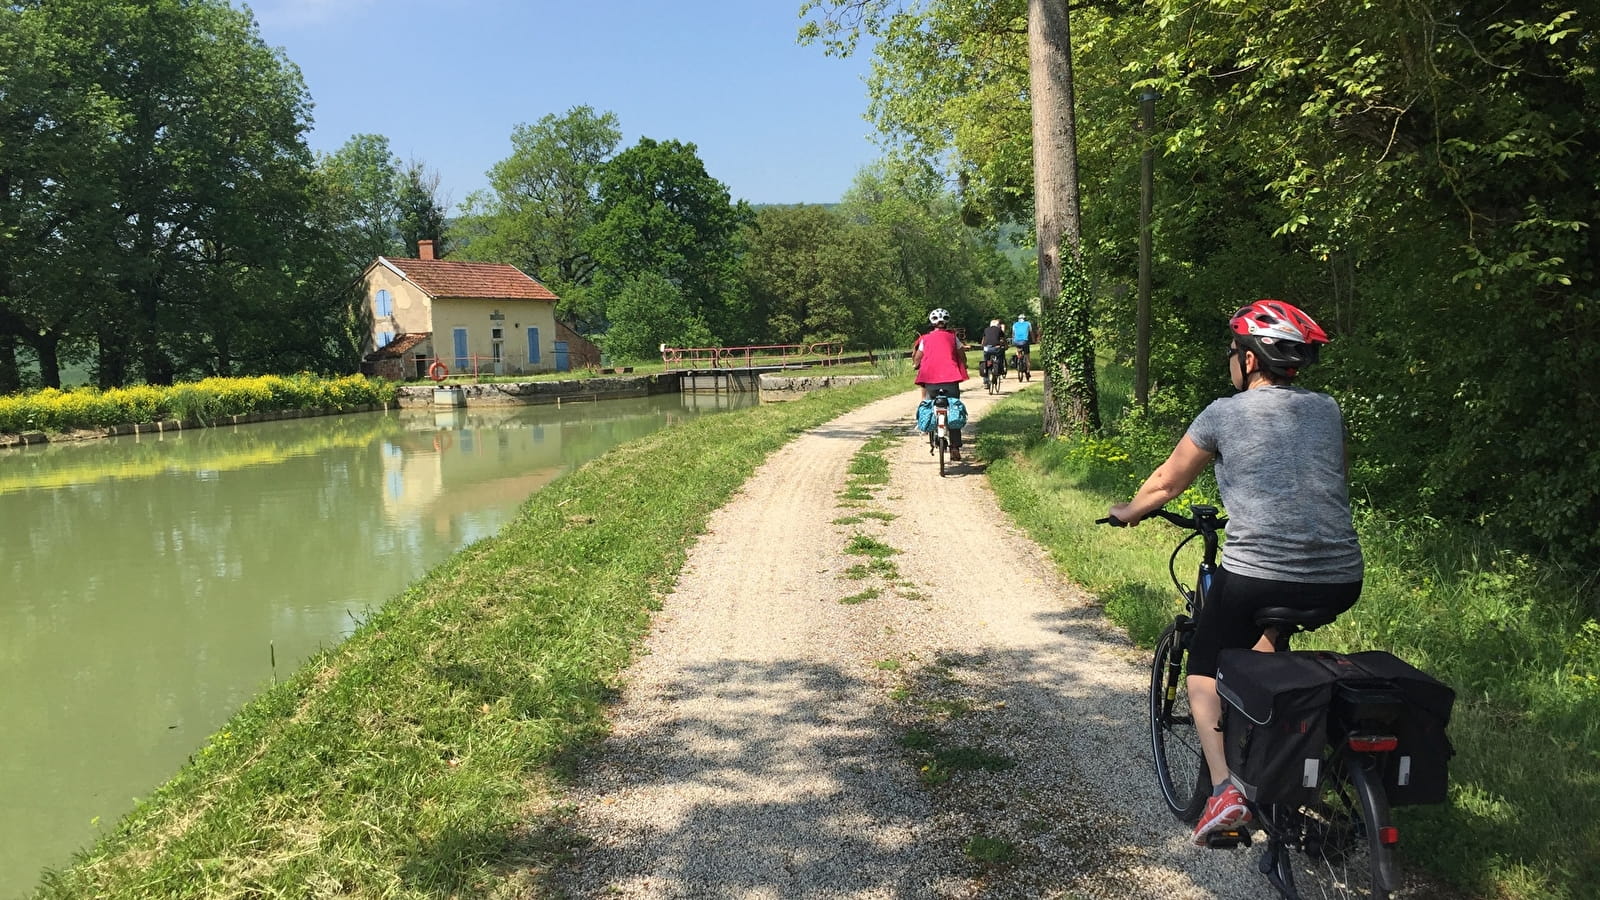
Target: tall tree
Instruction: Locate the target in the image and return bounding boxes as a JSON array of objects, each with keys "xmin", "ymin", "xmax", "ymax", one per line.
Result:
[
  {"xmin": 839, "ymin": 165, "xmax": 1026, "ymax": 339},
  {"xmin": 585, "ymin": 137, "xmax": 753, "ymax": 344},
  {"xmin": 395, "ymin": 160, "xmax": 451, "ymax": 259},
  {"xmin": 803, "ymin": 0, "xmax": 1100, "ymax": 432},
  {"xmin": 454, "ymin": 106, "xmax": 621, "ymax": 327},
  {"xmin": 1027, "ymin": 0, "xmax": 1097, "ymax": 434},
  {"xmin": 601, "ymin": 271, "xmax": 714, "ymax": 360},
  {"xmin": 317, "ymin": 133, "xmax": 404, "ymax": 264},
  {"xmin": 0, "ymin": 2, "xmax": 121, "ymax": 389},
  {"xmin": 742, "ymin": 204, "xmax": 906, "ymax": 347}
]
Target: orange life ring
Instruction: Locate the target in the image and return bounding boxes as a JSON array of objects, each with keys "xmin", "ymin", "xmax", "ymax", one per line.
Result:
[{"xmin": 428, "ymin": 361, "xmax": 448, "ymax": 382}]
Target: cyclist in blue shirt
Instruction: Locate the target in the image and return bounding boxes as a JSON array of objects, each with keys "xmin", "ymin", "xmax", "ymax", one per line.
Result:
[{"xmin": 1011, "ymin": 315, "xmax": 1035, "ymax": 380}]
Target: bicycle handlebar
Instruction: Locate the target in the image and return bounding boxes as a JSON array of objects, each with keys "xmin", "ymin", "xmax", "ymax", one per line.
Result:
[{"xmin": 1095, "ymin": 507, "xmax": 1225, "ymax": 531}]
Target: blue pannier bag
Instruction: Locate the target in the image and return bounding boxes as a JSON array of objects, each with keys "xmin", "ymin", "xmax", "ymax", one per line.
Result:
[
  {"xmin": 945, "ymin": 397, "xmax": 968, "ymax": 430},
  {"xmin": 916, "ymin": 396, "xmax": 968, "ymax": 433}
]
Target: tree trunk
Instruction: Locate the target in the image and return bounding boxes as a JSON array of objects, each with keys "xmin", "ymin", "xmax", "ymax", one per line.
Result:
[
  {"xmin": 96, "ymin": 328, "xmax": 130, "ymax": 389},
  {"xmin": 1028, "ymin": 0, "xmax": 1098, "ymax": 435},
  {"xmin": 0, "ymin": 330, "xmax": 19, "ymax": 395},
  {"xmin": 26, "ymin": 328, "xmax": 61, "ymax": 389}
]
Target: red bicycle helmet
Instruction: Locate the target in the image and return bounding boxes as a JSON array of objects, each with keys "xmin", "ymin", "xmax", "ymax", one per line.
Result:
[{"xmin": 1229, "ymin": 299, "xmax": 1328, "ymax": 376}]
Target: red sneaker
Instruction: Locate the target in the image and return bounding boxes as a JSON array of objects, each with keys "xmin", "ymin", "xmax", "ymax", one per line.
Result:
[{"xmin": 1192, "ymin": 783, "xmax": 1251, "ymax": 846}]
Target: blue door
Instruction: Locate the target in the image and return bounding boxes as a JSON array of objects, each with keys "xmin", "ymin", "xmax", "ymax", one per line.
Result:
[
  {"xmin": 554, "ymin": 341, "xmax": 570, "ymax": 372},
  {"xmin": 453, "ymin": 328, "xmax": 469, "ymax": 370},
  {"xmin": 526, "ymin": 327, "xmax": 541, "ymax": 366}
]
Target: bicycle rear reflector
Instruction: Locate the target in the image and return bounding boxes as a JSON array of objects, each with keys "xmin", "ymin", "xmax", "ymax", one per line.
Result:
[{"xmin": 1379, "ymin": 826, "xmax": 1400, "ymax": 846}]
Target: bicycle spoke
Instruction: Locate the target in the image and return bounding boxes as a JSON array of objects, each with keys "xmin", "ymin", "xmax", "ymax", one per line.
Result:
[{"xmin": 1289, "ymin": 753, "xmax": 1394, "ymax": 899}]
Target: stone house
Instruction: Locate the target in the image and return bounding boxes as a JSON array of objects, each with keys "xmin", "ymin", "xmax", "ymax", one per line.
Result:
[{"xmin": 359, "ymin": 240, "xmax": 598, "ymax": 380}]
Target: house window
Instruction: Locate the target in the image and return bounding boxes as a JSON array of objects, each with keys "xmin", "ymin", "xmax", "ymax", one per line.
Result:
[
  {"xmin": 491, "ymin": 326, "xmax": 504, "ymax": 341},
  {"xmin": 526, "ymin": 327, "xmax": 540, "ymax": 364},
  {"xmin": 375, "ymin": 289, "xmax": 393, "ymax": 318}
]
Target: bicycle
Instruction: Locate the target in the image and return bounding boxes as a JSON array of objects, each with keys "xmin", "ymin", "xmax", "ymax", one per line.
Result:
[
  {"xmin": 1015, "ymin": 346, "xmax": 1031, "ymax": 382},
  {"xmin": 1100, "ymin": 505, "xmax": 1411, "ymax": 900},
  {"xmin": 927, "ymin": 389, "xmax": 951, "ymax": 476},
  {"xmin": 981, "ymin": 348, "xmax": 1005, "ymax": 394}
]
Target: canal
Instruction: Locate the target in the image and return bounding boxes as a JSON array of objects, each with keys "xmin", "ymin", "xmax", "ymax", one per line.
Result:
[{"xmin": 0, "ymin": 392, "xmax": 753, "ymax": 895}]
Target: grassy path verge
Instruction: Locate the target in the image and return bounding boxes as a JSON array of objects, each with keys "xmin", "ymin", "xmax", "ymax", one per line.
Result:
[
  {"xmin": 34, "ymin": 376, "xmax": 912, "ymax": 899},
  {"xmin": 976, "ymin": 388, "xmax": 1598, "ymax": 900}
]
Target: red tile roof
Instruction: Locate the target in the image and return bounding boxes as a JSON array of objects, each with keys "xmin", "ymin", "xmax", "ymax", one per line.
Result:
[
  {"xmin": 365, "ymin": 332, "xmax": 430, "ymax": 360},
  {"xmin": 381, "ymin": 257, "xmax": 559, "ymax": 301}
]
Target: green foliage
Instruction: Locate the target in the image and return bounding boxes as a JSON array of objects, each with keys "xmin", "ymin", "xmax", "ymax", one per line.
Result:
[
  {"xmin": 452, "ymin": 106, "xmax": 621, "ymax": 329},
  {"xmin": 962, "ymin": 834, "xmax": 1020, "ymax": 866},
  {"xmin": 394, "ymin": 161, "xmax": 451, "ymax": 259},
  {"xmin": 838, "ymin": 166, "xmax": 1030, "ymax": 340},
  {"xmin": 316, "ymin": 133, "xmax": 404, "ymax": 262},
  {"xmin": 742, "ymin": 204, "xmax": 908, "ymax": 348},
  {"xmin": 585, "ymin": 137, "xmax": 753, "ymax": 344},
  {"xmin": 1041, "ymin": 249, "xmax": 1101, "ymax": 433},
  {"xmin": 1, "ymin": 0, "xmax": 363, "ymax": 388},
  {"xmin": 809, "ymin": 0, "xmax": 1600, "ymax": 562},
  {"xmin": 599, "ymin": 272, "xmax": 713, "ymax": 361}
]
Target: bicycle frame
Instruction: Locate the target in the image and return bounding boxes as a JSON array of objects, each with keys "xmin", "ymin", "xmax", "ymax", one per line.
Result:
[{"xmin": 1104, "ymin": 504, "xmax": 1401, "ymax": 899}]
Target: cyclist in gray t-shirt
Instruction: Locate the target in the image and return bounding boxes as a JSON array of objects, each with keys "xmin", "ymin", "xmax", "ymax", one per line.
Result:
[{"xmin": 1108, "ymin": 299, "xmax": 1364, "ymax": 846}]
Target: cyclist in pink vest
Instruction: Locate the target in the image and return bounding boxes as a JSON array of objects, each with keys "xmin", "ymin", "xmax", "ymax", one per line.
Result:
[{"xmin": 913, "ymin": 308, "xmax": 969, "ymax": 459}]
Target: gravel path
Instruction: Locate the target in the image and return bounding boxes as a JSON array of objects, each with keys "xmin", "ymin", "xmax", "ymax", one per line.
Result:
[{"xmin": 550, "ymin": 381, "xmax": 1276, "ymax": 899}]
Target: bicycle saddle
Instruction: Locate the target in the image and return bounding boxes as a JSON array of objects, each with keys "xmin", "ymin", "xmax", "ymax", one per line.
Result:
[{"xmin": 1253, "ymin": 607, "xmax": 1340, "ymax": 631}]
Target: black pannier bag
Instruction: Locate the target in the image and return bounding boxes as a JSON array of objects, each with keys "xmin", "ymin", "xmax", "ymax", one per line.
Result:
[
  {"xmin": 1216, "ymin": 649, "xmax": 1338, "ymax": 805},
  {"xmin": 1341, "ymin": 650, "xmax": 1456, "ymax": 806},
  {"xmin": 1219, "ymin": 649, "xmax": 1457, "ymax": 808}
]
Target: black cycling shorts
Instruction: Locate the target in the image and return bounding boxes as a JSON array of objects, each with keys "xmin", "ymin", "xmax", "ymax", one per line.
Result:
[{"xmin": 1186, "ymin": 567, "xmax": 1361, "ymax": 678}]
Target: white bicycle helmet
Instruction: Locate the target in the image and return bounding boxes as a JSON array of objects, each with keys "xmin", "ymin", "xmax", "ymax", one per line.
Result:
[{"xmin": 928, "ymin": 308, "xmax": 951, "ymax": 326}]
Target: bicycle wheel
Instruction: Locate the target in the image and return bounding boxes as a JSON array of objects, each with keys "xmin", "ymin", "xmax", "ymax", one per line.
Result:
[
  {"xmin": 1294, "ymin": 750, "xmax": 1399, "ymax": 899},
  {"xmin": 1150, "ymin": 620, "xmax": 1209, "ymax": 822}
]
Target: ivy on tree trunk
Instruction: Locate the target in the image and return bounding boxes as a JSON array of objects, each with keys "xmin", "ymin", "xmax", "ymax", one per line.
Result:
[{"xmin": 1040, "ymin": 243, "xmax": 1099, "ymax": 434}]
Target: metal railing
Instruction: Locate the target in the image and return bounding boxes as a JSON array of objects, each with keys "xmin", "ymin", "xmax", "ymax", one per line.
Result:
[{"xmin": 659, "ymin": 342, "xmax": 845, "ymax": 370}]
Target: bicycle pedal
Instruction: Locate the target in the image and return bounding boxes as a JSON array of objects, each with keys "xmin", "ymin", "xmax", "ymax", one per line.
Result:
[{"xmin": 1204, "ymin": 829, "xmax": 1251, "ymax": 850}]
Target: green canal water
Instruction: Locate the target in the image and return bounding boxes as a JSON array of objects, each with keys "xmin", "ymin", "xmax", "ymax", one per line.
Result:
[{"xmin": 0, "ymin": 392, "xmax": 752, "ymax": 895}]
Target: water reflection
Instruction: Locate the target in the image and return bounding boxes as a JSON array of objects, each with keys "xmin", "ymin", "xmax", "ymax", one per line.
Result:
[{"xmin": 0, "ymin": 391, "xmax": 752, "ymax": 895}]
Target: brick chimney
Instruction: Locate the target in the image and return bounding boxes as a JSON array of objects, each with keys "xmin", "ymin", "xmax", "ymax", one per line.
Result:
[{"xmin": 417, "ymin": 239, "xmax": 435, "ymax": 261}]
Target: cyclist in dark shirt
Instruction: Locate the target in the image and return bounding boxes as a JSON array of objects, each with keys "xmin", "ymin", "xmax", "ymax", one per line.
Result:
[
  {"xmin": 979, "ymin": 319, "xmax": 1006, "ymax": 384},
  {"xmin": 1108, "ymin": 299, "xmax": 1363, "ymax": 846}
]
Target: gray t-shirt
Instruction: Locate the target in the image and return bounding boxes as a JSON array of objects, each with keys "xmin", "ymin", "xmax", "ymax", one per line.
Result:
[{"xmin": 1186, "ymin": 386, "xmax": 1364, "ymax": 583}]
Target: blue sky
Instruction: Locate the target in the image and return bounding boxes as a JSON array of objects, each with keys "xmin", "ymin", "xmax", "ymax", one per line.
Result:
[{"xmin": 248, "ymin": 0, "xmax": 883, "ymax": 210}]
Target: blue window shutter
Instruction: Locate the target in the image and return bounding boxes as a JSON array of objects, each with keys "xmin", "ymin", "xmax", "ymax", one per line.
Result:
[
  {"xmin": 376, "ymin": 289, "xmax": 392, "ymax": 317},
  {"xmin": 453, "ymin": 327, "xmax": 469, "ymax": 369},
  {"xmin": 377, "ymin": 330, "xmax": 393, "ymax": 348},
  {"xmin": 527, "ymin": 327, "xmax": 540, "ymax": 364}
]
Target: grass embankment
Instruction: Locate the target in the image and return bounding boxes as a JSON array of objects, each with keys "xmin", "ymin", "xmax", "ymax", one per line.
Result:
[
  {"xmin": 34, "ymin": 375, "xmax": 914, "ymax": 899},
  {"xmin": 975, "ymin": 378, "xmax": 1600, "ymax": 900},
  {"xmin": 0, "ymin": 374, "xmax": 395, "ymax": 435}
]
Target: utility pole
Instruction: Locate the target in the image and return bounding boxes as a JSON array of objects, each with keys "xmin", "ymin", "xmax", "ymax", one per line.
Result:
[{"xmin": 1136, "ymin": 88, "xmax": 1158, "ymax": 409}]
